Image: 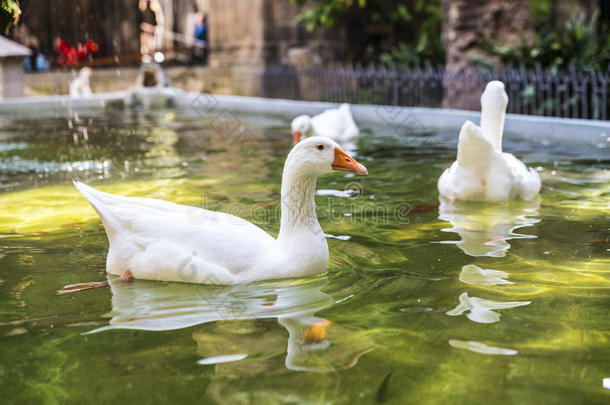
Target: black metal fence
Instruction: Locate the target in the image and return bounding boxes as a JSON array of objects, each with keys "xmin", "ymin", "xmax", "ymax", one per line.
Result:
[{"xmin": 262, "ymin": 65, "xmax": 610, "ymax": 120}]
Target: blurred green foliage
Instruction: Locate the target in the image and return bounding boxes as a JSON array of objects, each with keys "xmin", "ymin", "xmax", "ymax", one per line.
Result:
[
  {"xmin": 293, "ymin": 0, "xmax": 413, "ymax": 30},
  {"xmin": 291, "ymin": 0, "xmax": 444, "ymax": 66},
  {"xmin": 0, "ymin": 0, "xmax": 20, "ymax": 34},
  {"xmin": 379, "ymin": 1, "xmax": 444, "ymax": 68},
  {"xmin": 292, "ymin": 0, "xmax": 609, "ymax": 72},
  {"xmin": 486, "ymin": 11, "xmax": 610, "ymax": 71}
]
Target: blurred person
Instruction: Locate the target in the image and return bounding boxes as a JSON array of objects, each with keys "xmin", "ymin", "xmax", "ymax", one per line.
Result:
[
  {"xmin": 195, "ymin": 13, "xmax": 207, "ymax": 44},
  {"xmin": 139, "ymin": 0, "xmax": 157, "ymax": 55},
  {"xmin": 23, "ymin": 57, "xmax": 32, "ymax": 71},
  {"xmin": 195, "ymin": 13, "xmax": 208, "ymax": 63},
  {"xmin": 70, "ymin": 67, "xmax": 93, "ymax": 98},
  {"xmin": 151, "ymin": 1, "xmax": 165, "ymax": 53},
  {"xmin": 27, "ymin": 37, "xmax": 39, "ymax": 72},
  {"xmin": 185, "ymin": 2, "xmax": 199, "ymax": 47},
  {"xmin": 35, "ymin": 53, "xmax": 50, "ymax": 71}
]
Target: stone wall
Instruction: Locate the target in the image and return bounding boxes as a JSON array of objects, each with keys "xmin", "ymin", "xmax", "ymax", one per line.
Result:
[
  {"xmin": 441, "ymin": 0, "xmax": 533, "ymax": 110},
  {"xmin": 205, "ymin": 0, "xmax": 343, "ymax": 97},
  {"xmin": 207, "ymin": 0, "xmax": 266, "ymax": 67},
  {"xmin": 24, "ymin": 65, "xmax": 235, "ymax": 96},
  {"xmin": 207, "ymin": 0, "xmax": 343, "ymax": 68}
]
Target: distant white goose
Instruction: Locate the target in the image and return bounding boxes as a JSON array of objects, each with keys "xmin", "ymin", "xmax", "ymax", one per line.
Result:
[
  {"xmin": 291, "ymin": 103, "xmax": 359, "ymax": 144},
  {"xmin": 69, "ymin": 67, "xmax": 93, "ymax": 98},
  {"xmin": 438, "ymin": 81, "xmax": 541, "ymax": 202},
  {"xmin": 74, "ymin": 136, "xmax": 367, "ymax": 284}
]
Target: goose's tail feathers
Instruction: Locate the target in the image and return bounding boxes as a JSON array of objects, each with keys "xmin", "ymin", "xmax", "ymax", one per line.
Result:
[{"xmin": 73, "ymin": 181, "xmax": 121, "ymax": 240}]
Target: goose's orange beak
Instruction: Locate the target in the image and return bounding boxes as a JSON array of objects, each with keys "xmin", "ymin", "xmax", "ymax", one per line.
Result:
[
  {"xmin": 332, "ymin": 147, "xmax": 368, "ymax": 175},
  {"xmin": 292, "ymin": 131, "xmax": 301, "ymax": 145}
]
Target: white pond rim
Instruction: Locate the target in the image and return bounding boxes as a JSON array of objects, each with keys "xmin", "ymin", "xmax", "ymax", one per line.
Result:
[{"xmin": 1, "ymin": 88, "xmax": 609, "ymax": 148}]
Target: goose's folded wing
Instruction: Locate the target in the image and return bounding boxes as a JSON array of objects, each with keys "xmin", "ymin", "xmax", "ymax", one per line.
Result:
[
  {"xmin": 74, "ymin": 181, "xmax": 274, "ymax": 243},
  {"xmin": 75, "ymin": 181, "xmax": 258, "ymax": 226},
  {"xmin": 456, "ymin": 121, "xmax": 500, "ymax": 171}
]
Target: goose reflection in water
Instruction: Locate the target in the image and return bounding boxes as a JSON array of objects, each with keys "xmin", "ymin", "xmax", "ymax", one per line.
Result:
[
  {"xmin": 446, "ymin": 292, "xmax": 530, "ymax": 324},
  {"xmin": 458, "ymin": 264, "xmax": 512, "ymax": 286},
  {"xmin": 438, "ymin": 198, "xmax": 540, "ymax": 257},
  {"xmin": 439, "ymin": 201, "xmax": 536, "ymax": 326},
  {"xmin": 89, "ymin": 276, "xmax": 373, "ymax": 373}
]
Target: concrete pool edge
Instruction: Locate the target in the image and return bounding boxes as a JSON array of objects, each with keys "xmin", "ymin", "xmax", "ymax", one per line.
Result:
[
  {"xmin": 1, "ymin": 88, "xmax": 608, "ymax": 146},
  {"xmin": 185, "ymin": 93, "xmax": 610, "ymax": 147},
  {"xmin": 0, "ymin": 90, "xmax": 133, "ymax": 112}
]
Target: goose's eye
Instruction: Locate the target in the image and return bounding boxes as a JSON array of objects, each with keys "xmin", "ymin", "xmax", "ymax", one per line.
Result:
[{"xmin": 316, "ymin": 144, "xmax": 324, "ymax": 151}]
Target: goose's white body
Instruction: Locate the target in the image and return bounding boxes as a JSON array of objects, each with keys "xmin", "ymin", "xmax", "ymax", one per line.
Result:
[
  {"xmin": 438, "ymin": 81, "xmax": 541, "ymax": 202},
  {"xmin": 69, "ymin": 67, "xmax": 92, "ymax": 98},
  {"xmin": 291, "ymin": 104, "xmax": 359, "ymax": 143},
  {"xmin": 74, "ymin": 137, "xmax": 367, "ymax": 284}
]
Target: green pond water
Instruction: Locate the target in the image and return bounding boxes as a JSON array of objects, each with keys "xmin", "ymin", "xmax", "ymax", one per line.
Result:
[{"xmin": 0, "ymin": 105, "xmax": 608, "ymax": 404}]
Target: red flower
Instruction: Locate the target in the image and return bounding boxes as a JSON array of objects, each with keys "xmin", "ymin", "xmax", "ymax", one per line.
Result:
[
  {"xmin": 76, "ymin": 44, "xmax": 86, "ymax": 60},
  {"xmin": 86, "ymin": 39, "xmax": 99, "ymax": 54},
  {"xmin": 65, "ymin": 48, "xmax": 78, "ymax": 65},
  {"xmin": 56, "ymin": 38, "xmax": 72, "ymax": 55}
]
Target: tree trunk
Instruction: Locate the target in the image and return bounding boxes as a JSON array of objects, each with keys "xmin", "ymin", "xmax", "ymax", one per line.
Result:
[{"xmin": 441, "ymin": 0, "xmax": 533, "ymax": 110}]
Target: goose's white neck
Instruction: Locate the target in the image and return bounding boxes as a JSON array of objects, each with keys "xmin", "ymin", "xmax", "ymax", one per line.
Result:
[
  {"xmin": 480, "ymin": 104, "xmax": 505, "ymax": 152},
  {"xmin": 480, "ymin": 83, "xmax": 508, "ymax": 153},
  {"xmin": 278, "ymin": 163, "xmax": 322, "ymax": 244}
]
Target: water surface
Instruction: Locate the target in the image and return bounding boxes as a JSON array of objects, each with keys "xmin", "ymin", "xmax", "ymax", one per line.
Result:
[{"xmin": 0, "ymin": 106, "xmax": 608, "ymax": 404}]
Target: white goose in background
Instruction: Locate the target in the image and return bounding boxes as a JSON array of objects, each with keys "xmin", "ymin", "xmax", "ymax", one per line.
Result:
[
  {"xmin": 74, "ymin": 136, "xmax": 367, "ymax": 284},
  {"xmin": 291, "ymin": 103, "xmax": 359, "ymax": 145},
  {"xmin": 69, "ymin": 67, "xmax": 93, "ymax": 98},
  {"xmin": 438, "ymin": 81, "xmax": 541, "ymax": 202}
]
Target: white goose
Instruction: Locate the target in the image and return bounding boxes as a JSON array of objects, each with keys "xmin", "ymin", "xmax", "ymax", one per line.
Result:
[
  {"xmin": 74, "ymin": 136, "xmax": 367, "ymax": 284},
  {"xmin": 69, "ymin": 67, "xmax": 93, "ymax": 98},
  {"xmin": 291, "ymin": 103, "xmax": 359, "ymax": 144},
  {"xmin": 438, "ymin": 81, "xmax": 541, "ymax": 202}
]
